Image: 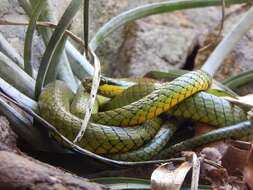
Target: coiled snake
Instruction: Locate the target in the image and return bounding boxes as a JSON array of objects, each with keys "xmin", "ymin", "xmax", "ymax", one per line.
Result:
[{"xmin": 38, "ymin": 70, "xmax": 250, "ymax": 161}]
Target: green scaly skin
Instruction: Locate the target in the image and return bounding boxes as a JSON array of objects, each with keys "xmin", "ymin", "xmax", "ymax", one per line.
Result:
[
  {"xmin": 91, "ymin": 70, "xmax": 211, "ymax": 126},
  {"xmin": 155, "ymin": 121, "xmax": 253, "ymax": 159},
  {"xmin": 38, "ymin": 70, "xmax": 210, "ymax": 156},
  {"xmin": 38, "ymin": 81, "xmax": 162, "ymax": 154},
  {"xmin": 100, "ymin": 79, "xmax": 247, "ymax": 161},
  {"xmin": 108, "ymin": 122, "xmax": 178, "ymax": 161},
  {"xmin": 168, "ymin": 92, "xmax": 246, "ymax": 127},
  {"xmin": 38, "ymin": 70, "xmax": 249, "ymax": 161},
  {"xmin": 102, "ymin": 80, "xmax": 246, "ymax": 127}
]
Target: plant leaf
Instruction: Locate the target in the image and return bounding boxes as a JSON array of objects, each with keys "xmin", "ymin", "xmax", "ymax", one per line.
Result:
[
  {"xmin": 0, "ymin": 52, "xmax": 35, "ymax": 98},
  {"xmin": 223, "ymin": 68, "xmax": 253, "ymax": 90},
  {"xmin": 0, "ymin": 77, "xmax": 37, "ymax": 111},
  {"xmin": 74, "ymin": 49, "xmax": 101, "ymax": 143},
  {"xmin": 24, "ymin": 0, "xmax": 45, "ymax": 77},
  {"xmin": 27, "ymin": 0, "xmax": 78, "ymax": 91},
  {"xmin": 35, "ymin": 0, "xmax": 82, "ymax": 99},
  {"xmin": 201, "ymin": 6, "xmax": 253, "ymax": 76},
  {"xmin": 0, "ymin": 32, "xmax": 24, "ymax": 68},
  {"xmin": 91, "ymin": 177, "xmax": 150, "ymax": 190},
  {"xmin": 151, "ymin": 162, "xmax": 192, "ymax": 190},
  {"xmin": 65, "ymin": 0, "xmax": 250, "ymax": 80}
]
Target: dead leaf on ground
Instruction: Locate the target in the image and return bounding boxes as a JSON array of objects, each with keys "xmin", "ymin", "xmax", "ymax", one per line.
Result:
[{"xmin": 151, "ymin": 152, "xmax": 200, "ymax": 190}]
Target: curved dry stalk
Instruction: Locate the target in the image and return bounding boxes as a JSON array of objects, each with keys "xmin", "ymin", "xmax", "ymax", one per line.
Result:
[
  {"xmin": 202, "ymin": 6, "xmax": 253, "ymax": 76},
  {"xmin": 0, "ymin": 20, "xmax": 85, "ymax": 48}
]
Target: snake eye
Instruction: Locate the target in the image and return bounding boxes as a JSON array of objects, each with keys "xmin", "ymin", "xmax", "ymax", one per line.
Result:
[
  {"xmin": 81, "ymin": 77, "xmax": 93, "ymax": 91},
  {"xmin": 100, "ymin": 77, "xmax": 108, "ymax": 85}
]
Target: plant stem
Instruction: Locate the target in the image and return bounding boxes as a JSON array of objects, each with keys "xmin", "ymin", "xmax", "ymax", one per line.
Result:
[
  {"xmin": 201, "ymin": 6, "xmax": 253, "ymax": 76},
  {"xmin": 0, "ymin": 52, "xmax": 35, "ymax": 98}
]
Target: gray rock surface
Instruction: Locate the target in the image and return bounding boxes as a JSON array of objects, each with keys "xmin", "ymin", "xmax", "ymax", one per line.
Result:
[{"xmin": 113, "ymin": 7, "xmax": 224, "ymax": 77}]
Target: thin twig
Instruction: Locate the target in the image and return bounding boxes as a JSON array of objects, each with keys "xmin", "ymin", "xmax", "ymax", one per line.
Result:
[
  {"xmin": 0, "ymin": 20, "xmax": 85, "ymax": 48},
  {"xmin": 201, "ymin": 6, "xmax": 253, "ymax": 76},
  {"xmin": 198, "ymin": 0, "xmax": 226, "ymax": 52}
]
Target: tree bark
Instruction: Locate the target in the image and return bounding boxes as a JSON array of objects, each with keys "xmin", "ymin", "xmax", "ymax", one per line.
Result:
[{"xmin": 0, "ymin": 116, "xmax": 107, "ymax": 190}]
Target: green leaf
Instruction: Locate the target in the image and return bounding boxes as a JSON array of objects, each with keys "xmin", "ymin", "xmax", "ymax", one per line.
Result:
[
  {"xmin": 24, "ymin": 0, "xmax": 45, "ymax": 77},
  {"xmin": 0, "ymin": 77, "xmax": 37, "ymax": 111},
  {"xmin": 223, "ymin": 68, "xmax": 253, "ymax": 89},
  {"xmin": 91, "ymin": 177, "xmax": 150, "ymax": 190},
  {"xmin": 26, "ymin": 0, "xmax": 78, "ymax": 91},
  {"xmin": 35, "ymin": 0, "xmax": 82, "ymax": 99},
  {"xmin": 0, "ymin": 52, "xmax": 35, "ymax": 98},
  {"xmin": 201, "ymin": 6, "xmax": 253, "ymax": 76},
  {"xmin": 0, "ymin": 32, "xmax": 24, "ymax": 68}
]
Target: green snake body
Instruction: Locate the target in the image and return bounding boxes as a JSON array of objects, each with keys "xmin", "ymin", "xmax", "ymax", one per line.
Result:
[
  {"xmin": 155, "ymin": 121, "xmax": 253, "ymax": 159},
  {"xmin": 38, "ymin": 81, "xmax": 162, "ymax": 154},
  {"xmin": 38, "ymin": 70, "xmax": 248, "ymax": 161},
  {"xmin": 101, "ymin": 79, "xmax": 246, "ymax": 127}
]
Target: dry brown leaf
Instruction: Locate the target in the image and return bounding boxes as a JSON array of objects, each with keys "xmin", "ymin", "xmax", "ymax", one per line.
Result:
[
  {"xmin": 151, "ymin": 162, "xmax": 192, "ymax": 190},
  {"xmin": 151, "ymin": 152, "xmax": 200, "ymax": 190},
  {"xmin": 222, "ymin": 141, "xmax": 251, "ymax": 175}
]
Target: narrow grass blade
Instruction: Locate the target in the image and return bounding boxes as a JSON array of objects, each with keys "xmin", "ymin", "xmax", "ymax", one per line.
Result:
[
  {"xmin": 223, "ymin": 68, "xmax": 253, "ymax": 89},
  {"xmin": 201, "ymin": 6, "xmax": 253, "ymax": 76},
  {"xmin": 0, "ymin": 77, "xmax": 37, "ymax": 111},
  {"xmin": 22, "ymin": 0, "xmax": 77, "ymax": 91},
  {"xmin": 91, "ymin": 177, "xmax": 150, "ymax": 190},
  {"xmin": 0, "ymin": 52, "xmax": 35, "ymax": 98},
  {"xmin": 30, "ymin": 0, "xmax": 78, "ymax": 91},
  {"xmin": 35, "ymin": 0, "xmax": 82, "ymax": 98},
  {"xmin": 0, "ymin": 32, "xmax": 24, "ymax": 68},
  {"xmin": 24, "ymin": 0, "xmax": 45, "ymax": 77},
  {"xmin": 44, "ymin": 34, "xmax": 68, "ymax": 84}
]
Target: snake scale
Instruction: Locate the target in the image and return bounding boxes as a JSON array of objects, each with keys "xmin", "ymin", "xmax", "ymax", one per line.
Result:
[{"xmin": 38, "ymin": 70, "xmax": 250, "ymax": 161}]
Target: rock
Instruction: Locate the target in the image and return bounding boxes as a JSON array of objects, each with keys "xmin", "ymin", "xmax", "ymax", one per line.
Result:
[{"xmin": 115, "ymin": 7, "xmax": 223, "ymax": 77}]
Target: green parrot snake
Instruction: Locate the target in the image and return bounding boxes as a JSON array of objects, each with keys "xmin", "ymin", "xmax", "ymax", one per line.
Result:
[{"xmin": 38, "ymin": 70, "xmax": 251, "ymax": 161}]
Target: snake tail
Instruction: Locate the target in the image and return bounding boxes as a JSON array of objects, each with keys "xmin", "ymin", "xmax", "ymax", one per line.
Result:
[{"xmin": 155, "ymin": 120, "xmax": 253, "ymax": 159}]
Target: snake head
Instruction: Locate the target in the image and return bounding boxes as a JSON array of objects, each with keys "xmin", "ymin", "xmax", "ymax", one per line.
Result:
[
  {"xmin": 81, "ymin": 77, "xmax": 93, "ymax": 92},
  {"xmin": 81, "ymin": 77, "xmax": 125, "ymax": 97},
  {"xmin": 81, "ymin": 77, "xmax": 111, "ymax": 93}
]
